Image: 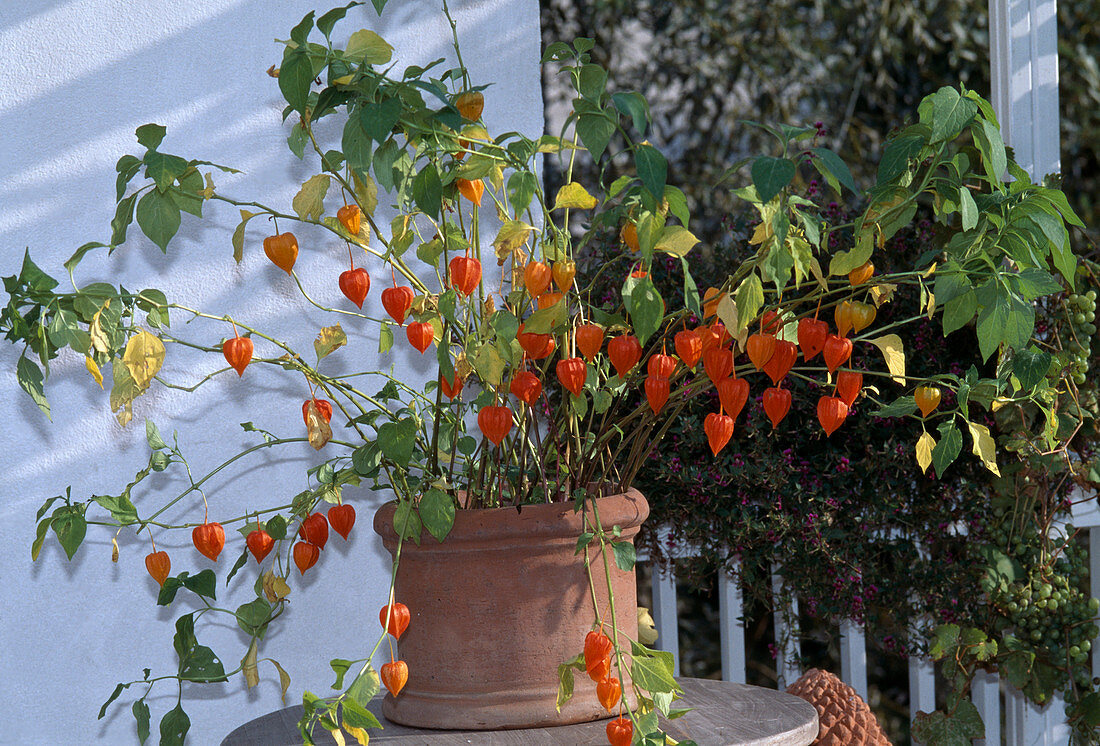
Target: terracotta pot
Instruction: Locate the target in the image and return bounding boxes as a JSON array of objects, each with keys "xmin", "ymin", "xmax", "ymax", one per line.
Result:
[{"xmin": 373, "ymin": 487, "xmax": 649, "ymax": 730}]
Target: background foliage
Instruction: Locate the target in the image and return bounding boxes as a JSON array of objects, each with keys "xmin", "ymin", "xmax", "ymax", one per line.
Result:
[{"xmin": 544, "ymin": 0, "xmax": 1100, "ymax": 742}]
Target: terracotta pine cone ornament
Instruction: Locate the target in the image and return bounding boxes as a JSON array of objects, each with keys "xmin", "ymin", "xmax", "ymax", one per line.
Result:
[{"xmin": 786, "ymin": 668, "xmax": 891, "ymax": 745}]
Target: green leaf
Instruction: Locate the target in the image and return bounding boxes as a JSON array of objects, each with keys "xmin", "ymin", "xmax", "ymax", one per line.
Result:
[
  {"xmin": 158, "ymin": 704, "xmax": 190, "ymax": 746},
  {"xmin": 98, "ymin": 682, "xmax": 129, "ymax": 719},
  {"xmin": 925, "ymin": 87, "xmax": 978, "ymax": 143},
  {"xmin": 341, "ymin": 696, "xmax": 383, "ymax": 731},
  {"xmin": 317, "ymin": 3, "xmax": 360, "ymax": 37},
  {"xmin": 132, "ymin": 699, "xmax": 151, "ymax": 744},
  {"xmin": 733, "ymin": 274, "xmax": 764, "ymax": 333},
  {"xmin": 635, "ymin": 144, "xmax": 667, "ymax": 200},
  {"xmin": 378, "ymin": 418, "xmax": 418, "ymax": 467},
  {"xmin": 16, "ymin": 355, "xmax": 50, "ymax": 419},
  {"xmin": 419, "ymin": 488, "xmax": 456, "ymax": 543},
  {"xmin": 136, "ymin": 123, "xmax": 167, "ymax": 151},
  {"xmin": 578, "ymin": 63, "xmax": 607, "ymax": 99},
  {"xmin": 808, "ymin": 147, "xmax": 857, "ymax": 195},
  {"xmin": 1013, "ymin": 346, "xmax": 1052, "ymax": 390},
  {"xmin": 576, "ymin": 112, "xmax": 615, "ymax": 162},
  {"xmin": 330, "ymin": 659, "xmax": 354, "ymax": 689},
  {"xmin": 393, "ymin": 500, "xmax": 421, "ymax": 544},
  {"xmin": 236, "ymin": 597, "xmax": 273, "ymax": 637},
  {"xmin": 611, "ymin": 540, "xmax": 636, "ymax": 571},
  {"xmin": 877, "ymin": 133, "xmax": 925, "ymax": 184},
  {"xmin": 143, "ymin": 151, "xmax": 188, "ymax": 192},
  {"xmin": 92, "ymin": 493, "xmax": 139, "ymax": 525},
  {"xmin": 279, "ymin": 49, "xmax": 313, "ymax": 115},
  {"xmin": 556, "ymin": 661, "xmax": 575, "ymax": 712},
  {"xmin": 183, "ymin": 569, "xmax": 217, "ymax": 599},
  {"xmin": 942, "ymin": 290, "xmax": 976, "ymax": 336},
  {"xmin": 342, "ymin": 116, "xmax": 372, "ymax": 174},
  {"xmin": 959, "ymin": 186, "xmax": 978, "ymax": 230},
  {"xmin": 412, "ymin": 162, "xmax": 442, "ymax": 217},
  {"xmin": 625, "ymin": 275, "xmax": 665, "ymax": 345},
  {"xmin": 32, "ymin": 516, "xmax": 52, "ymax": 561},
  {"xmin": 146, "ymin": 419, "xmax": 167, "ymax": 450},
  {"xmin": 360, "ymin": 97, "xmax": 402, "ymax": 142},
  {"xmin": 507, "ymin": 171, "xmax": 537, "ymax": 214},
  {"xmin": 932, "ymin": 422, "xmax": 963, "ymax": 475},
  {"xmin": 136, "ymin": 189, "xmax": 181, "ymax": 251},
  {"xmin": 266, "ymin": 514, "xmax": 288, "ymax": 541},
  {"xmin": 1078, "ymin": 692, "xmax": 1100, "ymax": 727},
  {"xmin": 611, "ymin": 91, "xmax": 649, "ymax": 133},
  {"xmin": 111, "ymin": 192, "xmax": 139, "ymax": 247},
  {"xmin": 346, "ymin": 665, "xmax": 381, "ymax": 705},
  {"xmin": 629, "ymin": 641, "xmax": 678, "ymax": 694},
  {"xmin": 912, "ymin": 700, "xmax": 983, "ymax": 744},
  {"xmin": 64, "ymin": 241, "xmax": 108, "ymax": 275},
  {"xmin": 51, "ymin": 506, "xmax": 86, "ymax": 560},
  {"xmin": 289, "ymin": 10, "xmax": 314, "ymax": 45},
  {"xmin": 870, "ymin": 396, "xmax": 917, "ymax": 418},
  {"xmin": 751, "ymin": 156, "xmax": 795, "ymax": 204}
]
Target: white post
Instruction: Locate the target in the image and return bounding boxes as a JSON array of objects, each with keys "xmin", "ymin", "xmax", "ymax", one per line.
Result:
[
  {"xmin": 650, "ymin": 563, "xmax": 680, "ymax": 676},
  {"xmin": 839, "ymin": 619, "xmax": 869, "ymax": 702},
  {"xmin": 718, "ymin": 566, "xmax": 747, "ymax": 684},
  {"xmin": 972, "ymin": 670, "xmax": 1001, "ymax": 746},
  {"xmin": 987, "ymin": 0, "xmax": 1061, "ymax": 181},
  {"xmin": 771, "ymin": 566, "xmax": 801, "ymax": 689},
  {"xmin": 908, "ymin": 650, "xmax": 937, "ymax": 729}
]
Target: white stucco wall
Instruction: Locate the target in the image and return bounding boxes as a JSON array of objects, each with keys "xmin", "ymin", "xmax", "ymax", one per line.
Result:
[{"xmin": 0, "ymin": 1, "xmax": 542, "ymax": 743}]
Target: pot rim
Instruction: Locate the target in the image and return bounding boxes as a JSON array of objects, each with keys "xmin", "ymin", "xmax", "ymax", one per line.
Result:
[{"xmin": 373, "ymin": 487, "xmax": 649, "ymax": 546}]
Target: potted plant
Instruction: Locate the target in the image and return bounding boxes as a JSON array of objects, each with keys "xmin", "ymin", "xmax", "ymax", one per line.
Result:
[{"xmin": 2, "ymin": 1, "xmax": 1085, "ymax": 744}]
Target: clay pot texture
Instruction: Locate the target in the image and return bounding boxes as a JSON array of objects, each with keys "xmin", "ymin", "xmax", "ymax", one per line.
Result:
[{"xmin": 373, "ymin": 488, "xmax": 649, "ymax": 730}]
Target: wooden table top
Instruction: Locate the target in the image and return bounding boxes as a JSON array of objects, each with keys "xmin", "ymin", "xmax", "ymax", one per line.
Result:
[{"xmin": 221, "ymin": 678, "xmax": 819, "ymax": 746}]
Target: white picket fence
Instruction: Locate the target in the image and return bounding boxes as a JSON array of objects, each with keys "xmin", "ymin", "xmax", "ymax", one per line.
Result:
[{"xmin": 639, "ymin": 520, "xmax": 1100, "ymax": 745}]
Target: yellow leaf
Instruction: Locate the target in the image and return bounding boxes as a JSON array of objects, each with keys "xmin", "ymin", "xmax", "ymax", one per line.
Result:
[
  {"xmin": 922, "ymin": 261, "xmax": 938, "ymax": 279},
  {"xmin": 867, "ymin": 334, "xmax": 906, "ymax": 385},
  {"xmin": 968, "ymin": 421, "xmax": 1001, "ymax": 476},
  {"xmin": 232, "ymin": 210, "xmax": 256, "ymax": 264},
  {"xmin": 492, "ymin": 220, "xmax": 535, "ymax": 258},
  {"xmin": 242, "ymin": 639, "xmax": 259, "ymax": 689},
  {"xmin": 201, "ymin": 173, "xmax": 216, "ymax": 200},
  {"xmin": 293, "ymin": 173, "xmax": 331, "ymax": 222},
  {"xmin": 306, "ymin": 403, "xmax": 333, "ymax": 451},
  {"xmin": 315, "ymin": 323, "xmax": 347, "ymax": 361},
  {"xmin": 828, "ymin": 229, "xmax": 873, "ymax": 277},
  {"xmin": 86, "ymin": 356, "xmax": 104, "ymax": 388},
  {"xmin": 715, "ymin": 293, "xmax": 738, "ymax": 333},
  {"xmin": 553, "ymin": 182, "xmax": 598, "ymax": 210},
  {"xmin": 345, "ymin": 29, "xmax": 393, "ymax": 65},
  {"xmin": 472, "ymin": 342, "xmax": 507, "ymax": 387},
  {"xmin": 111, "ymin": 536, "xmax": 119, "ymax": 563},
  {"xmin": 262, "ymin": 571, "xmax": 291, "ymax": 603},
  {"xmin": 327, "ymin": 726, "xmax": 347, "ymax": 746},
  {"xmin": 991, "ymin": 397, "xmax": 1012, "ymax": 412},
  {"xmin": 332, "ymin": 74, "xmax": 354, "ymax": 85},
  {"xmin": 869, "ymin": 283, "xmax": 897, "ymax": 307},
  {"xmin": 655, "ymin": 225, "xmax": 700, "ymax": 257},
  {"xmin": 748, "ymin": 220, "xmax": 772, "ymax": 246},
  {"xmin": 637, "ymin": 607, "xmax": 658, "ymax": 645},
  {"xmin": 122, "ymin": 329, "xmax": 166, "ymax": 389},
  {"xmin": 269, "ymin": 659, "xmax": 291, "ymax": 705},
  {"xmin": 90, "ymin": 300, "xmax": 112, "ymax": 355},
  {"xmin": 926, "ymin": 290, "xmax": 936, "ymax": 320},
  {"xmin": 352, "ymin": 170, "xmax": 378, "ymax": 217},
  {"xmin": 342, "ymin": 721, "xmax": 370, "ymax": 746},
  {"xmin": 110, "ymin": 358, "xmax": 142, "ymax": 425},
  {"xmin": 916, "ymin": 431, "xmax": 935, "ymax": 474}
]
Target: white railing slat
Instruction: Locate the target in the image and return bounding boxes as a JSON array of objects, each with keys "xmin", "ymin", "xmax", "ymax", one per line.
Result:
[
  {"xmin": 771, "ymin": 566, "xmax": 801, "ymax": 689},
  {"xmin": 650, "ymin": 562, "xmax": 680, "ymax": 676},
  {"xmin": 972, "ymin": 669, "xmax": 1000, "ymax": 746},
  {"xmin": 839, "ymin": 619, "xmax": 869, "ymax": 702},
  {"xmin": 908, "ymin": 650, "xmax": 937, "ymax": 733},
  {"xmin": 718, "ymin": 567, "xmax": 747, "ymax": 684}
]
